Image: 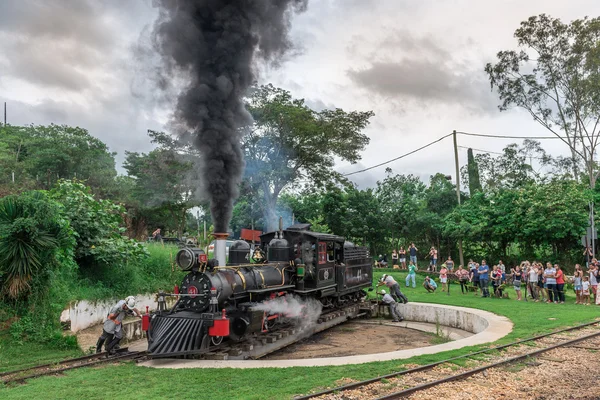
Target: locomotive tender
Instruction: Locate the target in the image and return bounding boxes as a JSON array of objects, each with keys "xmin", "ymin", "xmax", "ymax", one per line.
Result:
[{"xmin": 145, "ymin": 223, "xmax": 372, "ymax": 357}]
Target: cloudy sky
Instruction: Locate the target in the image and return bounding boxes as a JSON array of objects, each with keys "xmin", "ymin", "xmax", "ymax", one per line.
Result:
[{"xmin": 1, "ymin": 0, "xmax": 599, "ymax": 189}]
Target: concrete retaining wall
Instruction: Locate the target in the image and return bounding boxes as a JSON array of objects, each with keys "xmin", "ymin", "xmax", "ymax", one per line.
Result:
[
  {"xmin": 61, "ymin": 294, "xmax": 177, "ymax": 333},
  {"xmin": 379, "ymin": 302, "xmax": 489, "ymax": 334}
]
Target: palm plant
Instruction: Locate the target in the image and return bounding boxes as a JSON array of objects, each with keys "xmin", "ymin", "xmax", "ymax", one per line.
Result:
[{"xmin": 0, "ymin": 191, "xmax": 64, "ymax": 298}]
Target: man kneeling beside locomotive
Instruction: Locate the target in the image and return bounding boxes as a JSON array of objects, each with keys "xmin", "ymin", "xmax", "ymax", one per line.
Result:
[
  {"xmin": 96, "ymin": 296, "xmax": 142, "ymax": 354},
  {"xmin": 379, "ymin": 289, "xmax": 404, "ymax": 322}
]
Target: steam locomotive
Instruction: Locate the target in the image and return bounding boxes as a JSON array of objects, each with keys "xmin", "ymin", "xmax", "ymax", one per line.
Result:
[{"xmin": 144, "ymin": 223, "xmax": 372, "ymax": 357}]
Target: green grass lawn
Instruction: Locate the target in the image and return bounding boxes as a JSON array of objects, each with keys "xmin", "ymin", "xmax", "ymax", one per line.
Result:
[{"xmin": 2, "ymin": 268, "xmax": 599, "ymax": 400}]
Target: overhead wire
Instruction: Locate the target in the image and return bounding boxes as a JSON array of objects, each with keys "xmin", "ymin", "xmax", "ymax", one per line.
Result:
[
  {"xmin": 455, "ymin": 131, "xmax": 567, "ymax": 140},
  {"xmin": 342, "ymin": 133, "xmax": 453, "ymax": 177},
  {"xmin": 341, "ymin": 130, "xmax": 571, "ymax": 177},
  {"xmin": 458, "ymin": 146, "xmax": 548, "ymax": 161}
]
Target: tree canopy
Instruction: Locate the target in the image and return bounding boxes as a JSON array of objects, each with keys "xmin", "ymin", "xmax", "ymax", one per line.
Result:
[
  {"xmin": 485, "ymin": 14, "xmax": 600, "ymax": 188},
  {"xmin": 243, "ymin": 84, "xmax": 374, "ymax": 230},
  {"xmin": 0, "ymin": 124, "xmax": 117, "ymax": 195}
]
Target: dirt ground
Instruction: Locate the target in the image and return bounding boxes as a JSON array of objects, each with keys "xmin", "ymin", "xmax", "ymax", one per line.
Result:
[
  {"xmin": 264, "ymin": 321, "xmax": 438, "ymax": 360},
  {"xmin": 76, "ymin": 324, "xmax": 104, "ymax": 353},
  {"xmin": 76, "ymin": 320, "xmax": 148, "ymax": 353}
]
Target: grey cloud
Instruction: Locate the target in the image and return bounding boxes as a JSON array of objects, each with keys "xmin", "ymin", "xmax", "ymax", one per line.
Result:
[
  {"xmin": 0, "ymin": 0, "xmax": 121, "ymax": 91},
  {"xmin": 0, "ymin": 1, "xmax": 109, "ymax": 47},
  {"xmin": 346, "ymin": 28, "xmax": 498, "ymax": 114},
  {"xmin": 348, "ymin": 60, "xmax": 497, "ymax": 114}
]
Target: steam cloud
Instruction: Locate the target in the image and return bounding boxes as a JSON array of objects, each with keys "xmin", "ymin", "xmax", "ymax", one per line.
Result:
[
  {"xmin": 251, "ymin": 294, "xmax": 323, "ymax": 330},
  {"xmin": 150, "ymin": 0, "xmax": 307, "ymax": 233}
]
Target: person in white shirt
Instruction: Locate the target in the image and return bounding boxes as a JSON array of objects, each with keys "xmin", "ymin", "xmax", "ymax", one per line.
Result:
[
  {"xmin": 96, "ymin": 296, "xmax": 142, "ymax": 354},
  {"xmin": 380, "ymin": 289, "xmax": 403, "ymax": 322},
  {"xmin": 525, "ymin": 262, "xmax": 538, "ymax": 301}
]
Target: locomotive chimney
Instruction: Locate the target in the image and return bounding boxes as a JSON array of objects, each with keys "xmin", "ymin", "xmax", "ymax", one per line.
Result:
[{"xmin": 213, "ymin": 233, "xmax": 228, "ymax": 267}]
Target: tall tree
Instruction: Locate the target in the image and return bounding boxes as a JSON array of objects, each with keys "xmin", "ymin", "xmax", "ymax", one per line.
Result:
[
  {"xmin": 485, "ymin": 14, "xmax": 600, "ymax": 188},
  {"xmin": 0, "ymin": 124, "xmax": 117, "ymax": 195},
  {"xmin": 243, "ymin": 84, "xmax": 374, "ymax": 230},
  {"xmin": 123, "ymin": 131, "xmax": 201, "ymax": 237},
  {"xmin": 467, "ymin": 148, "xmax": 482, "ymax": 195}
]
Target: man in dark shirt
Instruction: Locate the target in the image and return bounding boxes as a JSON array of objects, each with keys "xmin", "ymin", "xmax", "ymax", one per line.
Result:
[
  {"xmin": 470, "ymin": 263, "xmax": 480, "ymax": 296},
  {"xmin": 478, "ymin": 260, "xmax": 490, "ymax": 298},
  {"xmin": 409, "ymin": 243, "xmax": 418, "ymax": 266}
]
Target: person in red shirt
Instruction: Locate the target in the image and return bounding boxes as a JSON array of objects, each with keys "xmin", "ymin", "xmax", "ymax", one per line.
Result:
[{"xmin": 555, "ymin": 264, "xmax": 565, "ymax": 304}]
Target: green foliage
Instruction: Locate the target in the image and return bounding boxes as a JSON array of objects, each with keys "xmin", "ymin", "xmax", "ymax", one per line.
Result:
[
  {"xmin": 467, "ymin": 148, "xmax": 482, "ymax": 195},
  {"xmin": 243, "ymin": 84, "xmax": 374, "ymax": 230},
  {"xmin": 0, "ymin": 191, "xmax": 73, "ymax": 298},
  {"xmin": 485, "ymin": 14, "xmax": 600, "ymax": 187},
  {"xmin": 0, "ymin": 124, "xmax": 117, "ymax": 194},
  {"xmin": 49, "ymin": 180, "xmax": 147, "ymax": 268},
  {"xmin": 444, "ymin": 180, "xmax": 590, "ymax": 265}
]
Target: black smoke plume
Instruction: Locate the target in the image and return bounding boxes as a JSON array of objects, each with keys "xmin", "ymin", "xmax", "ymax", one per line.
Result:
[{"xmin": 151, "ymin": 0, "xmax": 307, "ymax": 233}]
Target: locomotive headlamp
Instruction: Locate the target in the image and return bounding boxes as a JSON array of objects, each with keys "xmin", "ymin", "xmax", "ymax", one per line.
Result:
[{"xmin": 176, "ymin": 248, "xmax": 207, "ymax": 271}]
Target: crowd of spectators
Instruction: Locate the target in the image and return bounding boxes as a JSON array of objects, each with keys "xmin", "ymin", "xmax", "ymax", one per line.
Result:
[{"xmin": 379, "ymin": 245, "xmax": 600, "ymax": 304}]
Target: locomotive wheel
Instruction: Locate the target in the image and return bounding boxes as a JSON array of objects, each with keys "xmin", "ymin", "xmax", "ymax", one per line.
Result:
[
  {"xmin": 264, "ymin": 315, "xmax": 277, "ymax": 331},
  {"xmin": 211, "ymin": 336, "xmax": 224, "ymax": 346}
]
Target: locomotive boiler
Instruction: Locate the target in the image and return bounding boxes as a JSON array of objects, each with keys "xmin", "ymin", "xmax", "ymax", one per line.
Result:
[{"xmin": 145, "ymin": 223, "xmax": 372, "ymax": 358}]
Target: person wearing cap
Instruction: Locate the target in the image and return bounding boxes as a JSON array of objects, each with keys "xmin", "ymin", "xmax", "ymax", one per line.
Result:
[
  {"xmin": 379, "ymin": 289, "xmax": 403, "ymax": 322},
  {"xmin": 96, "ymin": 296, "xmax": 142, "ymax": 354},
  {"xmin": 377, "ymin": 273, "xmax": 408, "ymax": 303}
]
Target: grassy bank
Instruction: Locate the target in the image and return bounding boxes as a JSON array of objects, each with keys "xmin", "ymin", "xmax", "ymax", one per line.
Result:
[
  {"xmin": 67, "ymin": 243, "xmax": 184, "ymax": 301},
  {"xmin": 1, "ymin": 269, "xmax": 598, "ymax": 399}
]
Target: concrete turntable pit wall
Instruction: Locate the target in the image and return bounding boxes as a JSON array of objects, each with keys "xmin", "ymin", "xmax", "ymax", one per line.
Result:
[{"xmin": 140, "ymin": 302, "xmax": 513, "ymax": 369}]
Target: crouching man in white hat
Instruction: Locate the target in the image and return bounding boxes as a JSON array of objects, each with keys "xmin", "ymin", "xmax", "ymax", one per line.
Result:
[
  {"xmin": 380, "ymin": 289, "xmax": 404, "ymax": 322},
  {"xmin": 96, "ymin": 296, "xmax": 142, "ymax": 354}
]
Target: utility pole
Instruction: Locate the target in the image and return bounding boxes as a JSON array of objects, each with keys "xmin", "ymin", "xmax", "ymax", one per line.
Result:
[
  {"xmin": 3, "ymin": 102, "xmax": 6, "ymax": 125},
  {"xmin": 453, "ymin": 130, "xmax": 465, "ymax": 267}
]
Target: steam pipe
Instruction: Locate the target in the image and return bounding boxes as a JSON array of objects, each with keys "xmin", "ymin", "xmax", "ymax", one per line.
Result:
[{"xmin": 213, "ymin": 232, "xmax": 228, "ymax": 267}]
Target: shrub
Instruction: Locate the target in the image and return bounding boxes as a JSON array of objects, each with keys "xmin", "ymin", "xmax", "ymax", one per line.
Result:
[
  {"xmin": 0, "ymin": 191, "xmax": 73, "ymax": 298},
  {"xmin": 50, "ymin": 180, "xmax": 147, "ymax": 268}
]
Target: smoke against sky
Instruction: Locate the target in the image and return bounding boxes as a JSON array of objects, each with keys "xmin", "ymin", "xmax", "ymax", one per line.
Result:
[{"xmin": 148, "ymin": 0, "xmax": 307, "ymax": 232}]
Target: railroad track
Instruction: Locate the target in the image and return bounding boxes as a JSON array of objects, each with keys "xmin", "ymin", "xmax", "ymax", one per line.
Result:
[
  {"xmin": 1, "ymin": 348, "xmax": 147, "ymax": 385},
  {"xmin": 296, "ymin": 320, "xmax": 600, "ymax": 400},
  {"xmin": 154, "ymin": 303, "xmax": 374, "ymax": 361}
]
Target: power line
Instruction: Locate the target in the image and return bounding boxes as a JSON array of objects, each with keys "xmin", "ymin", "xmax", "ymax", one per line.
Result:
[
  {"xmin": 342, "ymin": 133, "xmax": 453, "ymax": 177},
  {"xmin": 456, "ymin": 131, "xmax": 567, "ymax": 140},
  {"xmin": 341, "ymin": 129, "xmax": 568, "ymax": 177},
  {"xmin": 459, "ymin": 146, "xmax": 547, "ymax": 160}
]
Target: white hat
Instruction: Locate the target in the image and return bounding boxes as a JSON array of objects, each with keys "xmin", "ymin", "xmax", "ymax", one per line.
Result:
[
  {"xmin": 381, "ymin": 274, "xmax": 388, "ymax": 281},
  {"xmin": 380, "ymin": 289, "xmax": 386, "ymax": 295},
  {"xmin": 125, "ymin": 296, "xmax": 136, "ymax": 308}
]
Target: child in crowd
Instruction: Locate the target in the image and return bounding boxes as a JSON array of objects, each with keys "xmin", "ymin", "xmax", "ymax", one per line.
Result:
[
  {"xmin": 582, "ymin": 276, "xmax": 591, "ymax": 305},
  {"xmin": 439, "ymin": 264, "xmax": 448, "ymax": 292}
]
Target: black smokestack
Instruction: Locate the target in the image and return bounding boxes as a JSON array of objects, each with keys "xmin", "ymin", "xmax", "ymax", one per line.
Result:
[{"xmin": 151, "ymin": 0, "xmax": 307, "ymax": 233}]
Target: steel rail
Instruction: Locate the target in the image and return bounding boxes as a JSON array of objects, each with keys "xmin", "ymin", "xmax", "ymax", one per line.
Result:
[
  {"xmin": 376, "ymin": 329, "xmax": 600, "ymax": 399},
  {"xmin": 0, "ymin": 348, "xmax": 132, "ymax": 378},
  {"xmin": 2, "ymin": 351, "xmax": 146, "ymax": 384},
  {"xmin": 295, "ymin": 320, "xmax": 600, "ymax": 400}
]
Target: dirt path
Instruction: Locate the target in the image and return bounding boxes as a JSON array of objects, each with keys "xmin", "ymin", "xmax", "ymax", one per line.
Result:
[{"xmin": 264, "ymin": 321, "xmax": 439, "ymax": 360}]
